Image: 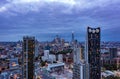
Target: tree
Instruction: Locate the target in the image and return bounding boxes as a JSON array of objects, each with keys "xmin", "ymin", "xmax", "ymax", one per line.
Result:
[
  {"xmin": 103, "ymin": 64, "xmax": 118, "ymax": 70},
  {"xmin": 41, "ymin": 61, "xmax": 46, "ymax": 67}
]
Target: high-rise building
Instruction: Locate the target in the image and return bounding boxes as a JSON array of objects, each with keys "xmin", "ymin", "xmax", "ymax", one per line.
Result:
[
  {"xmin": 73, "ymin": 47, "xmax": 88, "ymax": 79},
  {"xmin": 109, "ymin": 48, "xmax": 117, "ymax": 59},
  {"xmin": 73, "ymin": 62, "xmax": 84, "ymax": 79},
  {"xmin": 87, "ymin": 27, "xmax": 101, "ymax": 79},
  {"xmin": 80, "ymin": 46, "xmax": 85, "ymax": 62},
  {"xmin": 35, "ymin": 40, "xmax": 39, "ymax": 58},
  {"xmin": 22, "ymin": 36, "xmax": 35, "ymax": 79},
  {"xmin": 72, "ymin": 31, "xmax": 74, "ymax": 42},
  {"xmin": 73, "ymin": 48, "xmax": 81, "ymax": 64}
]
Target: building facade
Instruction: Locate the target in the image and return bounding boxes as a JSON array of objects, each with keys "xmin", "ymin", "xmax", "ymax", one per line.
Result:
[
  {"xmin": 73, "ymin": 47, "xmax": 88, "ymax": 79},
  {"xmin": 22, "ymin": 36, "xmax": 35, "ymax": 79},
  {"xmin": 35, "ymin": 40, "xmax": 39, "ymax": 58},
  {"xmin": 87, "ymin": 27, "xmax": 101, "ymax": 79},
  {"xmin": 73, "ymin": 63, "xmax": 84, "ymax": 79},
  {"xmin": 109, "ymin": 48, "xmax": 117, "ymax": 59}
]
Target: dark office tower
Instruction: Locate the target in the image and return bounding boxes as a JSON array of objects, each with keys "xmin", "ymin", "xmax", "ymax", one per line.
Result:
[
  {"xmin": 109, "ymin": 48, "xmax": 117, "ymax": 59},
  {"xmin": 87, "ymin": 27, "xmax": 101, "ymax": 79},
  {"xmin": 22, "ymin": 36, "xmax": 35, "ymax": 79}
]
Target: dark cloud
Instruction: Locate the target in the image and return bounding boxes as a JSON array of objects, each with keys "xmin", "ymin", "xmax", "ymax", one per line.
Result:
[{"xmin": 0, "ymin": 0, "xmax": 120, "ymax": 41}]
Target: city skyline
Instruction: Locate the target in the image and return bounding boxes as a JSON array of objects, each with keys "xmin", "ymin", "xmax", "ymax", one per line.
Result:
[
  {"xmin": 0, "ymin": 25, "xmax": 120, "ymax": 79},
  {"xmin": 0, "ymin": 0, "xmax": 120, "ymax": 41}
]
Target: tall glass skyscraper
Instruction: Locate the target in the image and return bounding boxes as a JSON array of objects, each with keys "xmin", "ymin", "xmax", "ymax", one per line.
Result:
[
  {"xmin": 87, "ymin": 27, "xmax": 101, "ymax": 79},
  {"xmin": 22, "ymin": 36, "xmax": 35, "ymax": 79}
]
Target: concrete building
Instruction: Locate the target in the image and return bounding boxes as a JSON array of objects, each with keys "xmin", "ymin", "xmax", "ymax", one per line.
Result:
[
  {"xmin": 73, "ymin": 63, "xmax": 84, "ymax": 79},
  {"xmin": 43, "ymin": 50, "xmax": 49, "ymax": 61},
  {"xmin": 42, "ymin": 46, "xmax": 57, "ymax": 63},
  {"xmin": 35, "ymin": 40, "xmax": 39, "ymax": 58},
  {"xmin": 113, "ymin": 57, "xmax": 120, "ymax": 68},
  {"xmin": 49, "ymin": 54, "xmax": 56, "ymax": 63},
  {"xmin": 58, "ymin": 54, "xmax": 63, "ymax": 62},
  {"xmin": 46, "ymin": 62, "xmax": 64, "ymax": 72},
  {"xmin": 73, "ymin": 47, "xmax": 88, "ymax": 79},
  {"xmin": 109, "ymin": 48, "xmax": 117, "ymax": 59}
]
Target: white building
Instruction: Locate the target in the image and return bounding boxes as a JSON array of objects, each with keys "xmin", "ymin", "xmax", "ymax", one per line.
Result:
[
  {"xmin": 73, "ymin": 47, "xmax": 89, "ymax": 79},
  {"xmin": 58, "ymin": 54, "xmax": 63, "ymax": 62},
  {"xmin": 49, "ymin": 54, "xmax": 56, "ymax": 63},
  {"xmin": 42, "ymin": 50, "xmax": 50, "ymax": 61},
  {"xmin": 46, "ymin": 62, "xmax": 65, "ymax": 72}
]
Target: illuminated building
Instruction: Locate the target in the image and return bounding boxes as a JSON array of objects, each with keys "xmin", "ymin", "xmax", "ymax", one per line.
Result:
[
  {"xmin": 87, "ymin": 27, "xmax": 101, "ymax": 79},
  {"xmin": 22, "ymin": 36, "xmax": 35, "ymax": 79}
]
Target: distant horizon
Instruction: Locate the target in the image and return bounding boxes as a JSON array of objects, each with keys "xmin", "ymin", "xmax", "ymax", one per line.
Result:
[{"xmin": 0, "ymin": 35, "xmax": 120, "ymax": 42}]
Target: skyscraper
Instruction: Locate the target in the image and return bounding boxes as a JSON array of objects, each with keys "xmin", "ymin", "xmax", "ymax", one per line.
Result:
[
  {"xmin": 72, "ymin": 31, "xmax": 74, "ymax": 42},
  {"xmin": 35, "ymin": 40, "xmax": 39, "ymax": 58},
  {"xmin": 73, "ymin": 47, "xmax": 88, "ymax": 79},
  {"xmin": 71, "ymin": 31, "xmax": 75, "ymax": 47},
  {"xmin": 22, "ymin": 36, "xmax": 35, "ymax": 79},
  {"xmin": 87, "ymin": 27, "xmax": 101, "ymax": 79}
]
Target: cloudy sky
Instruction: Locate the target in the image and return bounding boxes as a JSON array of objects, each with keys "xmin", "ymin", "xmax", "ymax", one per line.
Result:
[{"xmin": 0, "ymin": 0, "xmax": 120, "ymax": 41}]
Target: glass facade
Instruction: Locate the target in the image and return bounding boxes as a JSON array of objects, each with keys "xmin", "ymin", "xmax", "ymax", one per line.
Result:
[
  {"xmin": 22, "ymin": 36, "xmax": 35, "ymax": 79},
  {"xmin": 87, "ymin": 27, "xmax": 101, "ymax": 79}
]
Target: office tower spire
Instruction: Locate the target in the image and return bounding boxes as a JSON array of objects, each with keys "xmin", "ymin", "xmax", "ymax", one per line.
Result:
[{"xmin": 72, "ymin": 31, "xmax": 74, "ymax": 42}]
